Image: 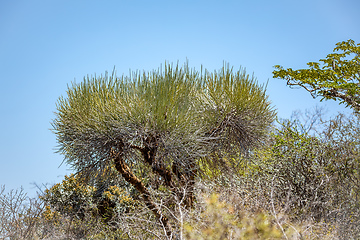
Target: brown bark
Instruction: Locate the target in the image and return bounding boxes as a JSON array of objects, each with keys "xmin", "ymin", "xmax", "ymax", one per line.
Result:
[
  {"xmin": 132, "ymin": 135, "xmax": 197, "ymax": 208},
  {"xmin": 111, "ymin": 144, "xmax": 172, "ymax": 237},
  {"xmin": 141, "ymin": 145, "xmax": 196, "ymax": 208},
  {"xmin": 324, "ymin": 88, "xmax": 360, "ymax": 112}
]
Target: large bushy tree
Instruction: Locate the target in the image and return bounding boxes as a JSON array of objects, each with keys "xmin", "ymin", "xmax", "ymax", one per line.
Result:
[{"xmin": 52, "ymin": 62, "xmax": 275, "ymax": 236}]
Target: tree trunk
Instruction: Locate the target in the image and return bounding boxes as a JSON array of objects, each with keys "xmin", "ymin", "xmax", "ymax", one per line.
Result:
[
  {"xmin": 134, "ymin": 135, "xmax": 197, "ymax": 209},
  {"xmin": 111, "ymin": 146, "xmax": 173, "ymax": 237}
]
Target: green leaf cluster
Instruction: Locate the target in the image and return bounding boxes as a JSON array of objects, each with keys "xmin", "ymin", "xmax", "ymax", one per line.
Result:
[{"xmin": 273, "ymin": 39, "xmax": 360, "ymax": 111}]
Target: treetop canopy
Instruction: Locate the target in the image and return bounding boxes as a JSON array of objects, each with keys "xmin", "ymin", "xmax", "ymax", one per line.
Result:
[{"xmin": 53, "ymin": 62, "xmax": 275, "ymax": 174}]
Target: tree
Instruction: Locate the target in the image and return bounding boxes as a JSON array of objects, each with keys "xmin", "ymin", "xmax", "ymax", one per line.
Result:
[
  {"xmin": 52, "ymin": 62, "xmax": 275, "ymax": 237},
  {"xmin": 273, "ymin": 39, "xmax": 360, "ymax": 111}
]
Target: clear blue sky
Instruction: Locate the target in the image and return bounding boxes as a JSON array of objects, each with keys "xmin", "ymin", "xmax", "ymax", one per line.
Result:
[{"xmin": 1, "ymin": 0, "xmax": 359, "ymax": 196}]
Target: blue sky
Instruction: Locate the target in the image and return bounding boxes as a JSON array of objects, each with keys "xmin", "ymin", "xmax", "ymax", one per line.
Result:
[{"xmin": 1, "ymin": 0, "xmax": 359, "ymax": 196}]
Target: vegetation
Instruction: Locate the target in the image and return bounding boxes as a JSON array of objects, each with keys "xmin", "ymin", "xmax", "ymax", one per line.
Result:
[
  {"xmin": 51, "ymin": 62, "xmax": 275, "ymax": 237},
  {"xmin": 1, "ymin": 55, "xmax": 360, "ymax": 239},
  {"xmin": 273, "ymin": 39, "xmax": 360, "ymax": 111}
]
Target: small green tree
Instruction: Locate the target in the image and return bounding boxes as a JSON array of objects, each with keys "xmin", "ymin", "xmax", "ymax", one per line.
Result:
[
  {"xmin": 273, "ymin": 39, "xmax": 360, "ymax": 111},
  {"xmin": 52, "ymin": 62, "xmax": 275, "ymax": 237}
]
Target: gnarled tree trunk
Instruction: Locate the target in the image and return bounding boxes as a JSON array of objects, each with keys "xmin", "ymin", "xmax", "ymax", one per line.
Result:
[{"xmin": 111, "ymin": 144, "xmax": 173, "ymax": 237}]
